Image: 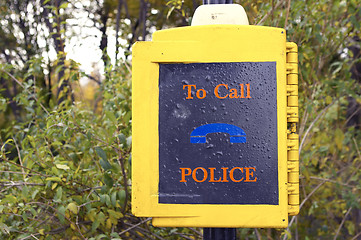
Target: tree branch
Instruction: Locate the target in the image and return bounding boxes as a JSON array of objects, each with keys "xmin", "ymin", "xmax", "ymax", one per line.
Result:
[
  {"xmin": 118, "ymin": 217, "xmax": 152, "ymax": 236},
  {"xmin": 115, "ymin": 0, "xmax": 123, "ymax": 63},
  {"xmin": 0, "ymin": 69, "xmax": 50, "ymax": 115},
  {"xmin": 299, "ymin": 101, "xmax": 335, "ymax": 154},
  {"xmin": 0, "ymin": 181, "xmax": 45, "ymax": 187},
  {"xmin": 257, "ymin": 0, "xmax": 285, "ymax": 25},
  {"xmin": 333, "ymin": 207, "xmax": 352, "ymax": 240}
]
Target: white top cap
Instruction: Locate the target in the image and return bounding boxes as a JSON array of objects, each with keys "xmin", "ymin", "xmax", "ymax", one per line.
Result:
[{"xmin": 191, "ymin": 4, "xmax": 249, "ymax": 26}]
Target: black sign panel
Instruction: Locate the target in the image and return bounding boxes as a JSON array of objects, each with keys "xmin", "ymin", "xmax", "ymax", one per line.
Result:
[{"xmin": 158, "ymin": 62, "xmax": 278, "ymax": 205}]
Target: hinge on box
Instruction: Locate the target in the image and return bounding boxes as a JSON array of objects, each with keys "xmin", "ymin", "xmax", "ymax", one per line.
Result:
[{"xmin": 286, "ymin": 42, "xmax": 299, "ymax": 216}]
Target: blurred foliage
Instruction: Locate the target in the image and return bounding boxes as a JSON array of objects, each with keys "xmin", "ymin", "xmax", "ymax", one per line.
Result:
[{"xmin": 0, "ymin": 0, "xmax": 360, "ymax": 239}]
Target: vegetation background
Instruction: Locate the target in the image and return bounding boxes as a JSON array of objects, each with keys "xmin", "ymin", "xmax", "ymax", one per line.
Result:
[{"xmin": 0, "ymin": 0, "xmax": 360, "ymax": 239}]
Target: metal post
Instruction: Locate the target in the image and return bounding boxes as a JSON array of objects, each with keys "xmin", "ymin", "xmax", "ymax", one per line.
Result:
[
  {"xmin": 201, "ymin": 0, "xmax": 236, "ymax": 239},
  {"xmin": 203, "ymin": 228, "xmax": 237, "ymax": 240}
]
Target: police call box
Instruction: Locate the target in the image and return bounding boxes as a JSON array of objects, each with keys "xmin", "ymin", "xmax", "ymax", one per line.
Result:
[{"xmin": 132, "ymin": 24, "xmax": 299, "ymax": 228}]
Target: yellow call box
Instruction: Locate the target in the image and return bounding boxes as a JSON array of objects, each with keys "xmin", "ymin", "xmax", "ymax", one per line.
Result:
[{"xmin": 132, "ymin": 25, "xmax": 299, "ymax": 228}]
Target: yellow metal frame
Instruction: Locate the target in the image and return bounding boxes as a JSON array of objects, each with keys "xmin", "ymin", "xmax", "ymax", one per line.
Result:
[
  {"xmin": 132, "ymin": 25, "xmax": 290, "ymax": 228},
  {"xmin": 286, "ymin": 42, "xmax": 299, "ymax": 216}
]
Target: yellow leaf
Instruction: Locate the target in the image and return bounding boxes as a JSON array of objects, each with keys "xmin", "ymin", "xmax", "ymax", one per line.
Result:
[
  {"xmin": 45, "ymin": 177, "xmax": 61, "ymax": 182},
  {"xmin": 56, "ymin": 164, "xmax": 70, "ymax": 170},
  {"xmin": 334, "ymin": 128, "xmax": 344, "ymax": 150},
  {"xmin": 106, "ymin": 218, "xmax": 112, "ymax": 229},
  {"xmin": 87, "ymin": 209, "xmax": 96, "ymax": 222},
  {"xmin": 74, "ymin": 164, "xmax": 81, "ymax": 174},
  {"xmin": 325, "ymin": 96, "xmax": 332, "ymax": 104},
  {"xmin": 67, "ymin": 202, "xmax": 78, "ymax": 214},
  {"xmin": 39, "ymin": 229, "xmax": 45, "ymax": 235},
  {"xmin": 70, "ymin": 223, "xmax": 77, "ymax": 230},
  {"xmin": 108, "ymin": 209, "xmax": 123, "ymax": 219},
  {"xmin": 110, "ymin": 215, "xmax": 118, "ymax": 225}
]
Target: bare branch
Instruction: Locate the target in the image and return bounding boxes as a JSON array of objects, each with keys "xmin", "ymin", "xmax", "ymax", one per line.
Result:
[
  {"xmin": 115, "ymin": 0, "xmax": 123, "ymax": 63},
  {"xmin": 0, "ymin": 171, "xmax": 42, "ymax": 176},
  {"xmin": 284, "ymin": 0, "xmax": 291, "ymax": 28},
  {"xmin": 351, "ymin": 232, "xmax": 361, "ymax": 240},
  {"xmin": 305, "ymin": 176, "xmax": 361, "ymax": 189},
  {"xmin": 84, "ymin": 73, "xmax": 101, "ymax": 85},
  {"xmin": 333, "ymin": 207, "xmax": 352, "ymax": 240},
  {"xmin": 257, "ymin": 0, "xmax": 285, "ymax": 25},
  {"xmin": 0, "ymin": 69, "xmax": 50, "ymax": 115},
  {"xmin": 1, "ymin": 156, "xmax": 50, "ymax": 178},
  {"xmin": 25, "ymin": 202, "xmax": 86, "ymax": 239},
  {"xmin": 119, "ymin": 217, "xmax": 152, "ymax": 236},
  {"xmin": 299, "ymin": 101, "xmax": 335, "ymax": 154},
  {"xmin": 12, "ymin": 137, "xmax": 26, "ymax": 180},
  {"xmin": 283, "ymin": 180, "xmax": 327, "ymax": 240},
  {"xmin": 0, "ymin": 181, "xmax": 45, "ymax": 187}
]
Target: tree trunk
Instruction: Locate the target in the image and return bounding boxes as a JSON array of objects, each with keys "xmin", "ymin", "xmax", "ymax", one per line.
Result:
[
  {"xmin": 99, "ymin": 7, "xmax": 109, "ymax": 68},
  {"xmin": 115, "ymin": 0, "xmax": 123, "ymax": 64}
]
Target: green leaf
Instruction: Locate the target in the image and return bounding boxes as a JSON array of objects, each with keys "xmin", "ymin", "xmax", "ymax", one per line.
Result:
[
  {"xmin": 315, "ymin": 33, "xmax": 322, "ymax": 43},
  {"xmin": 59, "ymin": 2, "xmax": 68, "ymax": 9},
  {"xmin": 22, "ymin": 212, "xmax": 28, "ymax": 222},
  {"xmin": 57, "ymin": 206, "xmax": 66, "ymax": 224},
  {"xmin": 118, "ymin": 190, "xmax": 126, "ymax": 203},
  {"xmin": 104, "ymin": 173, "xmax": 114, "ymax": 187},
  {"xmin": 96, "ymin": 234, "xmax": 108, "ymax": 240},
  {"xmin": 105, "ymin": 195, "xmax": 111, "ymax": 207},
  {"xmin": 91, "ymin": 219, "xmax": 100, "ymax": 232},
  {"xmin": 126, "ymin": 136, "xmax": 132, "ymax": 147},
  {"xmin": 111, "ymin": 192, "xmax": 117, "ymax": 207},
  {"xmin": 105, "ymin": 110, "xmax": 117, "ymax": 124},
  {"xmin": 55, "ymin": 187, "xmax": 62, "ymax": 201},
  {"xmin": 95, "ymin": 146, "xmax": 107, "ymax": 161},
  {"xmin": 96, "ymin": 147, "xmax": 112, "ymax": 170},
  {"xmin": 30, "ymin": 207, "xmax": 37, "ymax": 217},
  {"xmin": 118, "ymin": 133, "xmax": 126, "ymax": 144},
  {"xmin": 350, "ymin": 15, "xmax": 360, "ymax": 29},
  {"xmin": 123, "ymin": 111, "xmax": 131, "ymax": 124},
  {"xmin": 346, "ymin": 220, "xmax": 355, "ymax": 235},
  {"xmin": 110, "ymin": 232, "xmax": 121, "ymax": 238},
  {"xmin": 0, "ymin": 223, "xmax": 10, "ymax": 234},
  {"xmin": 22, "ymin": 186, "xmax": 29, "ymax": 200},
  {"xmin": 3, "ymin": 195, "xmax": 17, "ymax": 204},
  {"xmin": 99, "ymin": 159, "xmax": 112, "ymax": 171}
]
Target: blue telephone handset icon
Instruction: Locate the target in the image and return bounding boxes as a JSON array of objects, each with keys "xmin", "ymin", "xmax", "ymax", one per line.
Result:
[{"xmin": 190, "ymin": 123, "xmax": 246, "ymax": 143}]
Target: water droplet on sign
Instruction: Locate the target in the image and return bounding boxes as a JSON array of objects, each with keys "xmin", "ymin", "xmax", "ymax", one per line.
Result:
[{"xmin": 216, "ymin": 151, "xmax": 223, "ymax": 156}]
